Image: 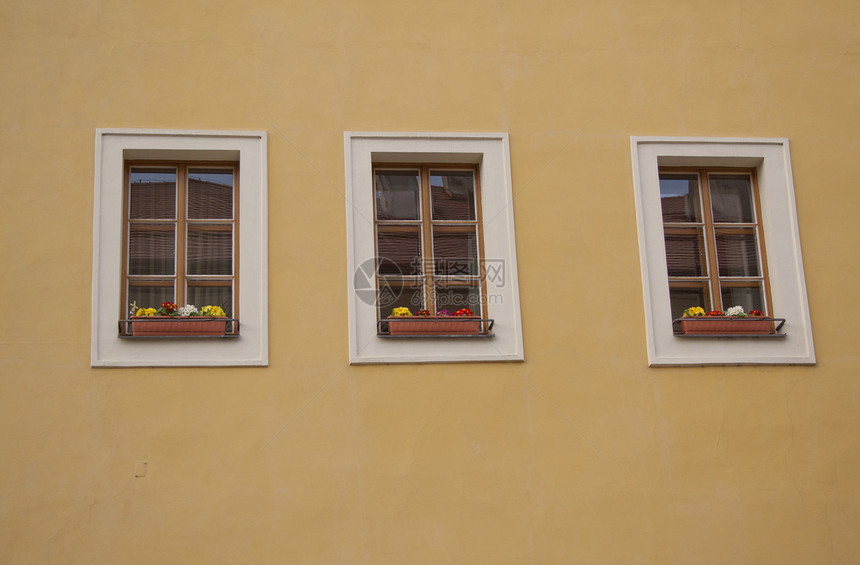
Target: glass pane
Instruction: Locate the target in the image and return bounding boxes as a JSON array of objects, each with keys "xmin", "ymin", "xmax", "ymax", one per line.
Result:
[
  {"xmin": 669, "ymin": 286, "xmax": 709, "ymax": 322},
  {"xmin": 431, "ymin": 171, "xmax": 476, "ymax": 221},
  {"xmin": 663, "ymin": 229, "xmax": 706, "ymax": 277},
  {"xmin": 128, "ymin": 224, "xmax": 175, "ymax": 275},
  {"xmin": 435, "ymin": 285, "xmax": 481, "ymax": 314},
  {"xmin": 188, "ymin": 169, "xmax": 233, "ymax": 219},
  {"xmin": 130, "ymin": 168, "xmax": 176, "ymax": 219},
  {"xmin": 128, "ymin": 284, "xmax": 174, "ymax": 312},
  {"xmin": 433, "ymin": 227, "xmax": 478, "ymax": 276},
  {"xmin": 187, "ymin": 285, "xmax": 232, "ymax": 317},
  {"xmin": 376, "ymin": 227, "xmax": 422, "ymax": 276},
  {"xmin": 659, "ymin": 174, "xmax": 700, "ymax": 223},
  {"xmin": 187, "ymin": 225, "xmax": 233, "ymax": 275},
  {"xmin": 720, "ymin": 285, "xmax": 765, "ymax": 314},
  {"xmin": 375, "ymin": 171, "xmax": 420, "ymax": 220},
  {"xmin": 716, "ymin": 229, "xmax": 760, "ymax": 277},
  {"xmin": 378, "ymin": 283, "xmax": 423, "ymax": 319},
  {"xmin": 710, "ymin": 175, "xmax": 754, "ymax": 223}
]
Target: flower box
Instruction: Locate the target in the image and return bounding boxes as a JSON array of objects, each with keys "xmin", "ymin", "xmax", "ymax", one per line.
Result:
[
  {"xmin": 130, "ymin": 316, "xmax": 229, "ymax": 337},
  {"xmin": 678, "ymin": 316, "xmax": 774, "ymax": 335},
  {"xmin": 387, "ymin": 316, "xmax": 482, "ymax": 336}
]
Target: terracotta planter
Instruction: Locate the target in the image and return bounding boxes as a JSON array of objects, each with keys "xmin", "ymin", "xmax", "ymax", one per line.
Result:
[
  {"xmin": 130, "ymin": 316, "xmax": 229, "ymax": 337},
  {"xmin": 678, "ymin": 316, "xmax": 774, "ymax": 335},
  {"xmin": 387, "ymin": 316, "xmax": 481, "ymax": 336}
]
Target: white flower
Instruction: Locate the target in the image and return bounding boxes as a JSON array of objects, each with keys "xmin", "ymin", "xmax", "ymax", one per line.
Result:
[
  {"xmin": 178, "ymin": 304, "xmax": 199, "ymax": 316},
  {"xmin": 725, "ymin": 305, "xmax": 745, "ymax": 317}
]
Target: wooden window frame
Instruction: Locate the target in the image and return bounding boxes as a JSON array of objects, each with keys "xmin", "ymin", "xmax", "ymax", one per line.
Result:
[
  {"xmin": 373, "ymin": 163, "xmax": 488, "ymax": 327},
  {"xmin": 660, "ymin": 166, "xmax": 773, "ymax": 317},
  {"xmin": 121, "ymin": 160, "xmax": 239, "ymax": 333}
]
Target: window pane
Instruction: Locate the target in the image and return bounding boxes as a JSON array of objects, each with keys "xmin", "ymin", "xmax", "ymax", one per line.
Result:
[
  {"xmin": 669, "ymin": 286, "xmax": 709, "ymax": 321},
  {"xmin": 663, "ymin": 228, "xmax": 706, "ymax": 277},
  {"xmin": 376, "ymin": 226, "xmax": 422, "ymax": 275},
  {"xmin": 716, "ymin": 229, "xmax": 760, "ymax": 277},
  {"xmin": 187, "ymin": 285, "xmax": 232, "ymax": 317},
  {"xmin": 435, "ymin": 285, "xmax": 481, "ymax": 314},
  {"xmin": 375, "ymin": 171, "xmax": 420, "ymax": 220},
  {"xmin": 187, "ymin": 225, "xmax": 233, "ymax": 275},
  {"xmin": 128, "ymin": 284, "xmax": 174, "ymax": 312},
  {"xmin": 710, "ymin": 175, "xmax": 754, "ymax": 223},
  {"xmin": 433, "ymin": 227, "xmax": 478, "ymax": 276},
  {"xmin": 130, "ymin": 168, "xmax": 175, "ymax": 219},
  {"xmin": 188, "ymin": 169, "xmax": 233, "ymax": 219},
  {"xmin": 660, "ymin": 174, "xmax": 700, "ymax": 223},
  {"xmin": 378, "ymin": 283, "xmax": 423, "ymax": 318},
  {"xmin": 128, "ymin": 224, "xmax": 175, "ymax": 275},
  {"xmin": 720, "ymin": 285, "xmax": 765, "ymax": 314},
  {"xmin": 431, "ymin": 171, "xmax": 476, "ymax": 221}
]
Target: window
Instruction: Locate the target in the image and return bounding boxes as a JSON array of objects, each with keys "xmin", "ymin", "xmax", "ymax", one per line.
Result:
[
  {"xmin": 373, "ymin": 165, "xmax": 488, "ymax": 326},
  {"xmin": 345, "ymin": 132, "xmax": 524, "ymax": 364},
  {"xmin": 660, "ymin": 168, "xmax": 772, "ymax": 321},
  {"xmin": 122, "ymin": 163, "xmax": 238, "ymax": 332},
  {"xmin": 631, "ymin": 137, "xmax": 815, "ymax": 366},
  {"xmin": 92, "ymin": 129, "xmax": 268, "ymax": 367}
]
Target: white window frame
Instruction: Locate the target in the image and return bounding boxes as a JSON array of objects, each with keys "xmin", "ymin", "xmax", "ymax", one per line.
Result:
[
  {"xmin": 631, "ymin": 136, "xmax": 815, "ymax": 366},
  {"xmin": 345, "ymin": 132, "xmax": 524, "ymax": 364},
  {"xmin": 91, "ymin": 129, "xmax": 268, "ymax": 367}
]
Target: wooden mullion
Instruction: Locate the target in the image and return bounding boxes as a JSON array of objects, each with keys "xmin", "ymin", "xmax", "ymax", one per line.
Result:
[
  {"xmin": 472, "ymin": 168, "xmax": 487, "ymax": 320},
  {"xmin": 719, "ymin": 280, "xmax": 765, "ymax": 288},
  {"xmin": 185, "ymin": 279, "xmax": 234, "ymax": 287},
  {"xmin": 176, "ymin": 164, "xmax": 187, "ymax": 306},
  {"xmin": 419, "ymin": 167, "xmax": 434, "ymax": 312},
  {"xmin": 700, "ymin": 171, "xmax": 721, "ymax": 310}
]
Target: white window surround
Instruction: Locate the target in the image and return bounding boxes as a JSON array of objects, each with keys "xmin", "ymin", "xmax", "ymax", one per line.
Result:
[
  {"xmin": 91, "ymin": 129, "xmax": 268, "ymax": 367},
  {"xmin": 345, "ymin": 132, "xmax": 524, "ymax": 364},
  {"xmin": 631, "ymin": 136, "xmax": 815, "ymax": 366}
]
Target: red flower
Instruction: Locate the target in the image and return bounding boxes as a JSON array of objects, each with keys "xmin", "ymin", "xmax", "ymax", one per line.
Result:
[
  {"xmin": 416, "ymin": 309, "xmax": 431, "ymax": 317},
  {"xmin": 749, "ymin": 310, "xmax": 764, "ymax": 317},
  {"xmin": 453, "ymin": 308, "xmax": 473, "ymax": 317},
  {"xmin": 706, "ymin": 310, "xmax": 724, "ymax": 316},
  {"xmin": 161, "ymin": 302, "xmax": 177, "ymax": 314}
]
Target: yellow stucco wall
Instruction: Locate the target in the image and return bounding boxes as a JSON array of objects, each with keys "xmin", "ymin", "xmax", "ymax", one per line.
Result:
[{"xmin": 2, "ymin": 0, "xmax": 859, "ymax": 562}]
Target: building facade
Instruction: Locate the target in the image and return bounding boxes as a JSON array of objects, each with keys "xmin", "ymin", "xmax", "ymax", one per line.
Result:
[{"xmin": 2, "ymin": 1, "xmax": 859, "ymax": 562}]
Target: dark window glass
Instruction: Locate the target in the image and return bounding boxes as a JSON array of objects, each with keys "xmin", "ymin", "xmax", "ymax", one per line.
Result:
[
  {"xmin": 660, "ymin": 174, "xmax": 700, "ymax": 223},
  {"xmin": 375, "ymin": 171, "xmax": 420, "ymax": 220},
  {"xmin": 188, "ymin": 169, "xmax": 233, "ymax": 219},
  {"xmin": 710, "ymin": 175, "xmax": 754, "ymax": 223},
  {"xmin": 130, "ymin": 168, "xmax": 176, "ymax": 219},
  {"xmin": 431, "ymin": 171, "xmax": 475, "ymax": 221}
]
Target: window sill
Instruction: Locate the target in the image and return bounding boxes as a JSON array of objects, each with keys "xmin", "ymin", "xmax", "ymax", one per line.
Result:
[
  {"xmin": 118, "ymin": 318, "xmax": 240, "ymax": 339},
  {"xmin": 671, "ymin": 317, "xmax": 786, "ymax": 338}
]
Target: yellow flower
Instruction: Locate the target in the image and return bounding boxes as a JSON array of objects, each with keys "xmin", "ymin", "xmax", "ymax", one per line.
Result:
[
  {"xmin": 683, "ymin": 306, "xmax": 705, "ymax": 317},
  {"xmin": 135, "ymin": 308, "xmax": 157, "ymax": 316},
  {"xmin": 392, "ymin": 307, "xmax": 412, "ymax": 317},
  {"xmin": 202, "ymin": 305, "xmax": 226, "ymax": 317}
]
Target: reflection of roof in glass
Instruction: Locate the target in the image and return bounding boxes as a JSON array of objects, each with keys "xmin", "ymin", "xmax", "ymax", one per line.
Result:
[{"xmin": 661, "ymin": 194, "xmax": 691, "ymax": 222}]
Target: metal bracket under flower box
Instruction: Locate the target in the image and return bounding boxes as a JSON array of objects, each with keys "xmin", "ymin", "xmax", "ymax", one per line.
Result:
[
  {"xmin": 378, "ymin": 317, "xmax": 495, "ymax": 338},
  {"xmin": 672, "ymin": 317, "xmax": 786, "ymax": 337},
  {"xmin": 118, "ymin": 318, "xmax": 240, "ymax": 338}
]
